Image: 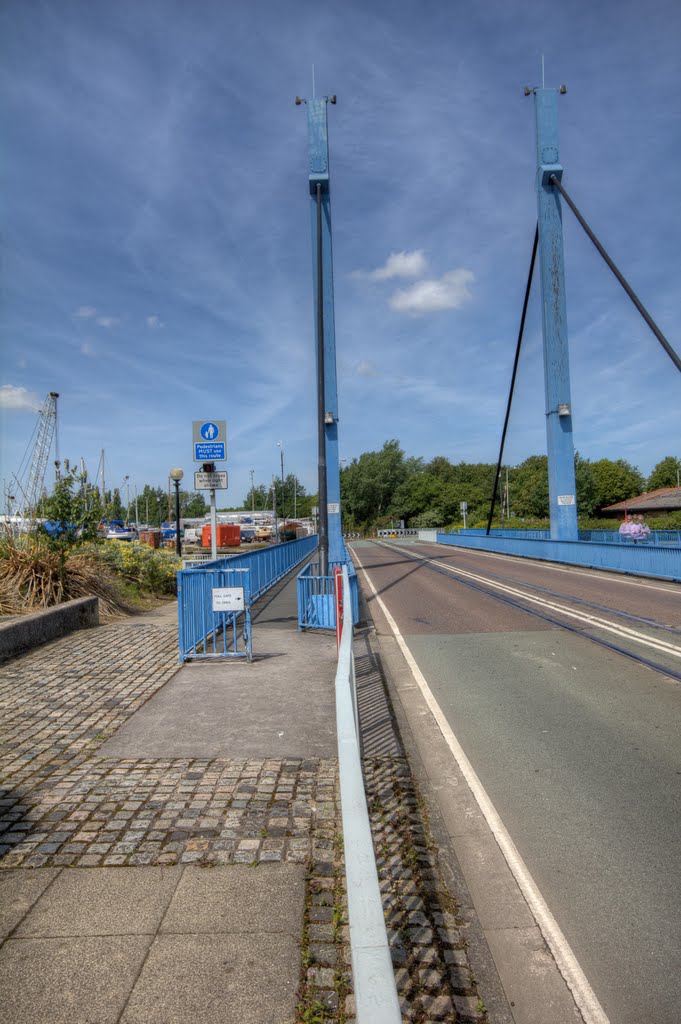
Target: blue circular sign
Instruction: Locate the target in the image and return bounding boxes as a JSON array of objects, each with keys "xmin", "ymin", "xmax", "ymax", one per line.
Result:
[{"xmin": 200, "ymin": 422, "xmax": 219, "ymax": 441}]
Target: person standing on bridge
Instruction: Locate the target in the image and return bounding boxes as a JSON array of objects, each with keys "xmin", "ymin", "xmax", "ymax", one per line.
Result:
[
  {"xmin": 619, "ymin": 514, "xmax": 635, "ymax": 537},
  {"xmin": 635, "ymin": 515, "xmax": 650, "ymax": 540}
]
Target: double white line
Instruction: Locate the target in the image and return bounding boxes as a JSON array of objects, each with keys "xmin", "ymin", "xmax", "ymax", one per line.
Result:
[{"xmin": 394, "ymin": 544, "xmax": 681, "ymax": 664}]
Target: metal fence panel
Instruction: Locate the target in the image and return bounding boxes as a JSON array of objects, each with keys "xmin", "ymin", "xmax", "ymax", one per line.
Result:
[
  {"xmin": 297, "ymin": 552, "xmax": 359, "ymax": 630},
  {"xmin": 435, "ymin": 531, "xmax": 681, "ymax": 582},
  {"xmin": 178, "ymin": 536, "xmax": 318, "ymax": 660}
]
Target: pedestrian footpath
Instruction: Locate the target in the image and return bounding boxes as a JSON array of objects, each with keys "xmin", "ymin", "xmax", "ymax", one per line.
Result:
[{"xmin": 0, "ymin": 568, "xmax": 493, "ymax": 1024}]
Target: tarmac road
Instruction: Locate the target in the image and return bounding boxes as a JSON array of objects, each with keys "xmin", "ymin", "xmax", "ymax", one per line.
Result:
[{"xmin": 353, "ymin": 539, "xmax": 681, "ymax": 1024}]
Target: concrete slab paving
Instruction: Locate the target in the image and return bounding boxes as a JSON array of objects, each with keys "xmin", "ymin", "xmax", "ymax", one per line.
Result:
[
  {"xmin": 160, "ymin": 863, "xmax": 305, "ymax": 936},
  {"xmin": 0, "ymin": 867, "xmax": 59, "ymax": 941},
  {"xmin": 15, "ymin": 866, "xmax": 182, "ymax": 937},
  {"xmin": 120, "ymin": 933, "xmax": 300, "ymax": 1024},
  {"xmin": 100, "ymin": 627, "xmax": 337, "ymax": 760},
  {"xmin": 0, "ymin": 934, "xmax": 151, "ymax": 1024},
  {"xmin": 485, "ymin": 926, "xmax": 583, "ymax": 1024}
]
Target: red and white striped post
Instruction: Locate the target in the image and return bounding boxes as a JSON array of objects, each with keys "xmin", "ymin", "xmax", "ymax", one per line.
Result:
[{"xmin": 334, "ymin": 564, "xmax": 344, "ymax": 652}]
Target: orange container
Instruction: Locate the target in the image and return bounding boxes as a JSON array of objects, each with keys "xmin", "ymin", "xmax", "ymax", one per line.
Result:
[{"xmin": 202, "ymin": 524, "xmax": 241, "ymax": 548}]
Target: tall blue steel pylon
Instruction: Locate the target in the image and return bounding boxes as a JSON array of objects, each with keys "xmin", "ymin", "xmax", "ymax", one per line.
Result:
[
  {"xmin": 297, "ymin": 94, "xmax": 343, "ymax": 571},
  {"xmin": 530, "ymin": 85, "xmax": 579, "ymax": 541}
]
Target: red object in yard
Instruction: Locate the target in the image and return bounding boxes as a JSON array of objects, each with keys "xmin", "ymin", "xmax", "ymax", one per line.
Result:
[
  {"xmin": 201, "ymin": 524, "xmax": 241, "ymax": 548},
  {"xmin": 139, "ymin": 530, "xmax": 160, "ymax": 549}
]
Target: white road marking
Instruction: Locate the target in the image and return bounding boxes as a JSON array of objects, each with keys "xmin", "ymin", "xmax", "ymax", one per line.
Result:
[
  {"xmin": 391, "ymin": 544, "xmax": 681, "ymax": 662},
  {"xmin": 353, "ymin": 544, "xmax": 611, "ymax": 1024}
]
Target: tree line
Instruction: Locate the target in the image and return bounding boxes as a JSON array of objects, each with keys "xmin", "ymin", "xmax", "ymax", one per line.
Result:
[
  {"xmin": 35, "ymin": 464, "xmax": 209, "ymax": 528},
  {"xmin": 337, "ymin": 441, "xmax": 681, "ymax": 531}
]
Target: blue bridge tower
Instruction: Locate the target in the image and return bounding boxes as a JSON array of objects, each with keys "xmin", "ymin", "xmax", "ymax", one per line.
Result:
[
  {"xmin": 532, "ymin": 85, "xmax": 579, "ymax": 541},
  {"xmin": 299, "ymin": 94, "xmax": 344, "ymax": 571}
]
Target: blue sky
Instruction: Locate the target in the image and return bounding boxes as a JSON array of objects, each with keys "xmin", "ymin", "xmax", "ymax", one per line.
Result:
[{"xmin": 1, "ymin": 0, "xmax": 679, "ymax": 510}]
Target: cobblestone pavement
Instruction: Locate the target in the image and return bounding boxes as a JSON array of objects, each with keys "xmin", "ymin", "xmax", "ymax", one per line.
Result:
[{"xmin": 0, "ymin": 623, "xmax": 336, "ymax": 869}]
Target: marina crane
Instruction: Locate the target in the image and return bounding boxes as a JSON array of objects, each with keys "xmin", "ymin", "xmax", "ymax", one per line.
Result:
[{"xmin": 12, "ymin": 391, "xmax": 60, "ymax": 517}]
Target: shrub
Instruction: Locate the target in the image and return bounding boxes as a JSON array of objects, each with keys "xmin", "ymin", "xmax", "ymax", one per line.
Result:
[
  {"xmin": 82, "ymin": 541, "xmax": 180, "ymax": 596},
  {"xmin": 0, "ymin": 530, "xmax": 130, "ymax": 617}
]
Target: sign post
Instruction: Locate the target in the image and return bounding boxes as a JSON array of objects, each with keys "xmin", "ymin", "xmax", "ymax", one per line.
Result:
[{"xmin": 192, "ymin": 420, "xmax": 227, "ymax": 562}]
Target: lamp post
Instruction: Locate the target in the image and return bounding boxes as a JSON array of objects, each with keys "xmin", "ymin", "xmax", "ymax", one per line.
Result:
[
  {"xmin": 277, "ymin": 442, "xmax": 285, "ymax": 528},
  {"xmin": 169, "ymin": 467, "xmax": 184, "ymax": 558}
]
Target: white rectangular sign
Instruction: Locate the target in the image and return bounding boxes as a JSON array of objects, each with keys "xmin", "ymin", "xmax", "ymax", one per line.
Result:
[
  {"xmin": 557, "ymin": 494, "xmax": 576, "ymax": 506},
  {"xmin": 194, "ymin": 471, "xmax": 228, "ymax": 490},
  {"xmin": 327, "ymin": 502, "xmax": 340, "ymax": 514},
  {"xmin": 211, "ymin": 587, "xmax": 245, "ymax": 612}
]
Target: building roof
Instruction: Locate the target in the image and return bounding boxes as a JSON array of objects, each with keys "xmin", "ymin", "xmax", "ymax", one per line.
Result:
[{"xmin": 601, "ymin": 487, "xmax": 681, "ymax": 512}]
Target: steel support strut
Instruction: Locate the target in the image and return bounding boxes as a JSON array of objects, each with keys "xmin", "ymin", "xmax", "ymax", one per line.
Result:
[
  {"xmin": 532, "ymin": 87, "xmax": 578, "ymax": 541},
  {"xmin": 302, "ymin": 96, "xmax": 343, "ymax": 569}
]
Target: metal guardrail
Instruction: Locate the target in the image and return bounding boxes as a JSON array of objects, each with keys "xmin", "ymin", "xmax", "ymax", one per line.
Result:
[
  {"xmin": 297, "ymin": 552, "xmax": 359, "ymax": 630},
  {"xmin": 335, "ymin": 565, "xmax": 402, "ymax": 1023},
  {"xmin": 177, "ymin": 536, "xmax": 318, "ymax": 661},
  {"xmin": 451, "ymin": 527, "xmax": 681, "ymax": 545},
  {"xmin": 436, "ymin": 531, "xmax": 681, "ymax": 582}
]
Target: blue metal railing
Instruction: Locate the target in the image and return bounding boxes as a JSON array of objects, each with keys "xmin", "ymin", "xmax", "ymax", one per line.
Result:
[
  {"xmin": 177, "ymin": 565, "xmax": 253, "ymax": 661},
  {"xmin": 334, "ymin": 565, "xmax": 401, "ymax": 1023},
  {"xmin": 177, "ymin": 535, "xmax": 318, "ymax": 661},
  {"xmin": 297, "ymin": 549, "xmax": 359, "ymax": 630},
  {"xmin": 435, "ymin": 531, "xmax": 681, "ymax": 582},
  {"xmin": 449, "ymin": 527, "xmax": 681, "ymax": 545}
]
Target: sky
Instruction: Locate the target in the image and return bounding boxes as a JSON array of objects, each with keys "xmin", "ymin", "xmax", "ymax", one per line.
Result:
[{"xmin": 1, "ymin": 0, "xmax": 679, "ymax": 512}]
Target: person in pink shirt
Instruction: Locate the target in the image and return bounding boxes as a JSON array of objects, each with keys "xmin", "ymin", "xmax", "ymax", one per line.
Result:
[{"xmin": 619, "ymin": 514, "xmax": 635, "ymax": 537}]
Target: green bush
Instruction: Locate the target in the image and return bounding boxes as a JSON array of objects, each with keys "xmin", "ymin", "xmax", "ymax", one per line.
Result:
[{"xmin": 80, "ymin": 541, "xmax": 180, "ymax": 596}]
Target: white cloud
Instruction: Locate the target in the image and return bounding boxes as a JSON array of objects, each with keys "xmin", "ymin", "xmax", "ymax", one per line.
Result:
[
  {"xmin": 389, "ymin": 269, "xmax": 475, "ymax": 315},
  {"xmin": 80, "ymin": 341, "xmax": 95, "ymax": 356},
  {"xmin": 146, "ymin": 315, "xmax": 164, "ymax": 329},
  {"xmin": 354, "ymin": 360, "xmax": 379, "ymax": 378},
  {"xmin": 96, "ymin": 316, "xmax": 118, "ymax": 328},
  {"xmin": 74, "ymin": 305, "xmax": 97, "ymax": 319},
  {"xmin": 353, "ymin": 249, "xmax": 427, "ymax": 281},
  {"xmin": 0, "ymin": 385, "xmax": 42, "ymax": 412}
]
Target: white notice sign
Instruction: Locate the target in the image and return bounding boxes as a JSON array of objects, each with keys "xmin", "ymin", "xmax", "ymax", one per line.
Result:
[
  {"xmin": 557, "ymin": 495, "xmax": 576, "ymax": 506},
  {"xmin": 327, "ymin": 502, "xmax": 340, "ymax": 514},
  {"xmin": 212, "ymin": 587, "xmax": 245, "ymax": 612}
]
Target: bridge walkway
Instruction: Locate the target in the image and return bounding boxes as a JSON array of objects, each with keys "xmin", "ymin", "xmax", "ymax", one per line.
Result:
[{"xmin": 0, "ymin": 563, "xmax": 494, "ymax": 1024}]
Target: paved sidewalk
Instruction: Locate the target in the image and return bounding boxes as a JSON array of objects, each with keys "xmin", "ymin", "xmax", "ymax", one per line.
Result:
[
  {"xmin": 1, "ymin": 568, "xmax": 493, "ymax": 1024},
  {"xmin": 0, "ymin": 579, "xmax": 340, "ymax": 1024}
]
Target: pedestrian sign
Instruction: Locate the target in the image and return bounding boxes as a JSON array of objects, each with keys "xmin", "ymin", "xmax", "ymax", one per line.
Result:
[
  {"xmin": 192, "ymin": 420, "xmax": 226, "ymax": 462},
  {"xmin": 200, "ymin": 422, "xmax": 219, "ymax": 441}
]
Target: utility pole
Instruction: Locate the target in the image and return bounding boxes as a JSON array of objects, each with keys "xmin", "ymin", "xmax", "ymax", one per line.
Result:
[
  {"xmin": 250, "ymin": 469, "xmax": 255, "ymax": 512},
  {"xmin": 278, "ymin": 442, "xmax": 285, "ymax": 527},
  {"xmin": 271, "ymin": 475, "xmax": 278, "ymax": 544},
  {"xmin": 530, "ymin": 83, "xmax": 578, "ymax": 541}
]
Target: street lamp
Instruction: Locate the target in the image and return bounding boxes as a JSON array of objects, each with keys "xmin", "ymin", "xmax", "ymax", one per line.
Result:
[
  {"xmin": 277, "ymin": 441, "xmax": 285, "ymax": 527},
  {"xmin": 169, "ymin": 467, "xmax": 184, "ymax": 558}
]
